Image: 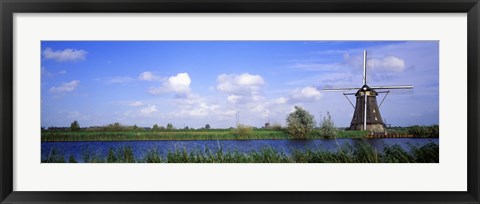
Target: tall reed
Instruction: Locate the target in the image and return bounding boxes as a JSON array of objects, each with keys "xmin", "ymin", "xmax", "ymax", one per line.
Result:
[{"xmin": 42, "ymin": 141, "xmax": 439, "ymax": 163}]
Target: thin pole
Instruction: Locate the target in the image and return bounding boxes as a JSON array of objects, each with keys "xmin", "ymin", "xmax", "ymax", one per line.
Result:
[
  {"xmin": 378, "ymin": 90, "xmax": 390, "ymax": 108},
  {"xmin": 363, "ymin": 50, "xmax": 368, "ymax": 130},
  {"xmin": 343, "ymin": 93, "xmax": 355, "ymax": 109},
  {"xmin": 364, "ymin": 91, "xmax": 367, "ymax": 130}
]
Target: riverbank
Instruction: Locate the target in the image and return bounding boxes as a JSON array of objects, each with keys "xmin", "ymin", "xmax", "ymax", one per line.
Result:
[
  {"xmin": 41, "ymin": 129, "xmax": 438, "ymax": 141},
  {"xmin": 42, "ymin": 130, "xmax": 290, "ymax": 141}
]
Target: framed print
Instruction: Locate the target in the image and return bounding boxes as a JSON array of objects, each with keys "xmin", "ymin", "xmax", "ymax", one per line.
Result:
[{"xmin": 1, "ymin": 0, "xmax": 479, "ymax": 203}]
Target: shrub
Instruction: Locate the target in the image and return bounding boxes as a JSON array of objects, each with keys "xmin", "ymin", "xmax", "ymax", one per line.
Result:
[
  {"xmin": 319, "ymin": 112, "xmax": 337, "ymax": 138},
  {"xmin": 286, "ymin": 106, "xmax": 316, "ymax": 139},
  {"xmin": 70, "ymin": 121, "xmax": 80, "ymax": 132},
  {"xmin": 235, "ymin": 124, "xmax": 253, "ymax": 139}
]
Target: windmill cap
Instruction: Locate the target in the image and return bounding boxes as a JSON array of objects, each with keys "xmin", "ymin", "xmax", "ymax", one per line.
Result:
[{"xmin": 356, "ymin": 85, "xmax": 378, "ymax": 96}]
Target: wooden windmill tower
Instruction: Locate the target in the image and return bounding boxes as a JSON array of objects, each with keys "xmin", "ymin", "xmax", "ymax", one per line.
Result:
[{"xmin": 323, "ymin": 50, "xmax": 413, "ymax": 132}]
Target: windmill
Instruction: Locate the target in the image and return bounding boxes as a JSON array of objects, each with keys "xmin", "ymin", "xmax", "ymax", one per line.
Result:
[{"xmin": 323, "ymin": 50, "xmax": 413, "ymax": 132}]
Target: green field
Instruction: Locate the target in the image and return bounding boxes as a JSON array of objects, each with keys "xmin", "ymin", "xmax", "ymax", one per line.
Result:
[
  {"xmin": 42, "ymin": 130, "xmax": 298, "ymax": 141},
  {"xmin": 41, "ymin": 124, "xmax": 439, "ymax": 142},
  {"xmin": 41, "ymin": 129, "xmax": 373, "ymax": 142}
]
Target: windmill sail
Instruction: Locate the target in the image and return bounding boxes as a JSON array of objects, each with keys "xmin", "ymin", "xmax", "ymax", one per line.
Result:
[
  {"xmin": 371, "ymin": 85, "xmax": 414, "ymax": 89},
  {"xmin": 363, "ymin": 50, "xmax": 367, "ymax": 86},
  {"xmin": 322, "ymin": 87, "xmax": 361, "ymax": 92}
]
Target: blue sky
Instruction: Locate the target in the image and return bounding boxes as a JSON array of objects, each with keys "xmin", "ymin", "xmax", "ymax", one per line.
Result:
[{"xmin": 41, "ymin": 41, "xmax": 439, "ymax": 129}]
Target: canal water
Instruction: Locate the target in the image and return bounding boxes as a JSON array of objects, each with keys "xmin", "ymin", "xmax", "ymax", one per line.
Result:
[{"xmin": 41, "ymin": 138, "xmax": 438, "ymax": 162}]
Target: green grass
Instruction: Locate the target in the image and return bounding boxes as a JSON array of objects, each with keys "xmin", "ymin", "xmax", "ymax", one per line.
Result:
[
  {"xmin": 42, "ymin": 130, "xmax": 293, "ymax": 142},
  {"xmin": 40, "ymin": 130, "xmax": 372, "ymax": 142},
  {"xmin": 42, "ymin": 141, "xmax": 439, "ymax": 163},
  {"xmin": 387, "ymin": 125, "xmax": 439, "ymax": 138},
  {"xmin": 41, "ymin": 125, "xmax": 438, "ymax": 142}
]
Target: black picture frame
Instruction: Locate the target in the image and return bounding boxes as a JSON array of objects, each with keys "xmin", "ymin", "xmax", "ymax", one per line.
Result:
[{"xmin": 1, "ymin": 0, "xmax": 479, "ymax": 203}]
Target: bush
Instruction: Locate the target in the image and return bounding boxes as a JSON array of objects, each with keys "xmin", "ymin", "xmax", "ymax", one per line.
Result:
[
  {"xmin": 235, "ymin": 124, "xmax": 253, "ymax": 139},
  {"xmin": 319, "ymin": 112, "xmax": 337, "ymax": 138},
  {"xmin": 266, "ymin": 122, "xmax": 284, "ymax": 131},
  {"xmin": 70, "ymin": 121, "xmax": 80, "ymax": 132},
  {"xmin": 167, "ymin": 123, "xmax": 174, "ymax": 130},
  {"xmin": 286, "ymin": 106, "xmax": 315, "ymax": 139}
]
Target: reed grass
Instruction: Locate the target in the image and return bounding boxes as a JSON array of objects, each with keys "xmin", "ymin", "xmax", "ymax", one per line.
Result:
[{"xmin": 42, "ymin": 141, "xmax": 439, "ymax": 163}]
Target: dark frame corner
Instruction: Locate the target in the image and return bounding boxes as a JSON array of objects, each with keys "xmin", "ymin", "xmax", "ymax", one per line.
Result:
[{"xmin": 1, "ymin": 0, "xmax": 479, "ymax": 203}]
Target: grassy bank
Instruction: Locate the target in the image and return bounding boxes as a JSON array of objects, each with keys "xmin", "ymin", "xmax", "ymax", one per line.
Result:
[
  {"xmin": 41, "ymin": 125, "xmax": 438, "ymax": 142},
  {"xmin": 42, "ymin": 141, "xmax": 439, "ymax": 163},
  {"xmin": 41, "ymin": 130, "xmax": 374, "ymax": 141},
  {"xmin": 41, "ymin": 130, "xmax": 291, "ymax": 141}
]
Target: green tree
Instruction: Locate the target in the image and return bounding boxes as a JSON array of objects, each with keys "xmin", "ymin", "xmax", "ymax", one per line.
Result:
[
  {"xmin": 286, "ymin": 106, "xmax": 315, "ymax": 139},
  {"xmin": 320, "ymin": 112, "xmax": 337, "ymax": 138},
  {"xmin": 205, "ymin": 124, "xmax": 211, "ymax": 129},
  {"xmin": 166, "ymin": 123, "xmax": 174, "ymax": 130},
  {"xmin": 153, "ymin": 124, "xmax": 159, "ymax": 131},
  {"xmin": 70, "ymin": 120, "xmax": 80, "ymax": 132}
]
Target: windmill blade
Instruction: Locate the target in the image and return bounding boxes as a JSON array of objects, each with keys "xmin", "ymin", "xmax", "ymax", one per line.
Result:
[
  {"xmin": 371, "ymin": 85, "xmax": 414, "ymax": 90},
  {"xmin": 363, "ymin": 50, "xmax": 367, "ymax": 86},
  {"xmin": 322, "ymin": 87, "xmax": 361, "ymax": 92}
]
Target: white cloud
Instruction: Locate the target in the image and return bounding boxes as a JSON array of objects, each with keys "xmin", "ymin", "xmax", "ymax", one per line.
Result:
[
  {"xmin": 149, "ymin": 72, "xmax": 191, "ymax": 95},
  {"xmin": 217, "ymin": 73, "xmax": 264, "ymax": 95},
  {"xmin": 289, "ymin": 86, "xmax": 322, "ymax": 102},
  {"xmin": 174, "ymin": 94, "xmax": 220, "ymax": 118},
  {"xmin": 289, "ymin": 62, "xmax": 342, "ymax": 72},
  {"xmin": 167, "ymin": 73, "xmax": 191, "ymax": 93},
  {"xmin": 41, "ymin": 67, "xmax": 67, "ymax": 77},
  {"xmin": 140, "ymin": 105, "xmax": 158, "ymax": 116},
  {"xmin": 227, "ymin": 95, "xmax": 242, "ymax": 103},
  {"xmin": 43, "ymin": 47, "xmax": 87, "ymax": 62},
  {"xmin": 50, "ymin": 80, "xmax": 80, "ymax": 93},
  {"xmin": 183, "ymin": 102, "xmax": 219, "ymax": 117},
  {"xmin": 342, "ymin": 52, "xmax": 406, "ymax": 74},
  {"xmin": 273, "ymin": 97, "xmax": 288, "ymax": 104},
  {"xmin": 107, "ymin": 76, "xmax": 134, "ymax": 84},
  {"xmin": 124, "ymin": 104, "xmax": 159, "ymax": 118},
  {"xmin": 219, "ymin": 109, "xmax": 237, "ymax": 117},
  {"xmin": 139, "ymin": 71, "xmax": 163, "ymax": 81},
  {"xmin": 368, "ymin": 56, "xmax": 406, "ymax": 72},
  {"xmin": 286, "ymin": 50, "xmax": 408, "ymax": 89},
  {"xmin": 129, "ymin": 101, "xmax": 143, "ymax": 107},
  {"xmin": 216, "ymin": 73, "xmax": 266, "ymax": 105}
]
